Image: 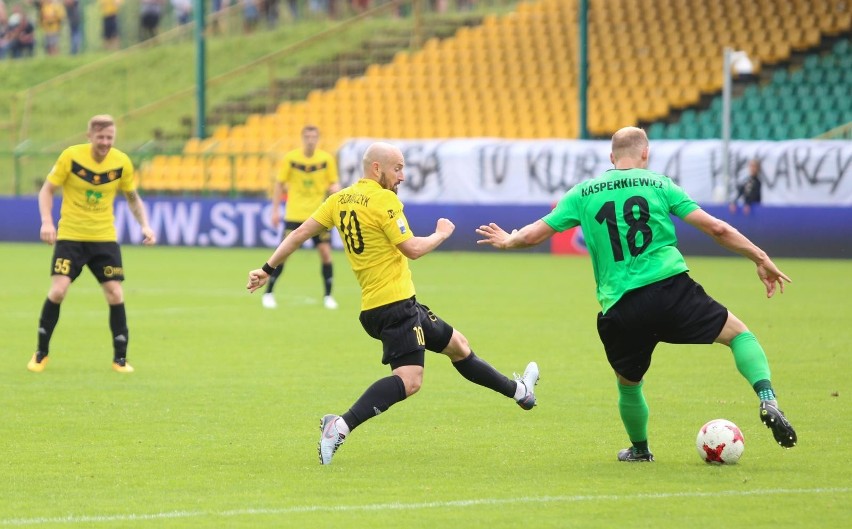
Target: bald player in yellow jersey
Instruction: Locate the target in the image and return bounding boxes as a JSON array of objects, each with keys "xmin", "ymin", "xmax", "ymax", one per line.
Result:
[
  {"xmin": 248, "ymin": 142, "xmax": 540, "ymax": 465},
  {"xmin": 28, "ymin": 114, "xmax": 156, "ymax": 374},
  {"xmin": 263, "ymin": 125, "xmax": 340, "ymax": 310}
]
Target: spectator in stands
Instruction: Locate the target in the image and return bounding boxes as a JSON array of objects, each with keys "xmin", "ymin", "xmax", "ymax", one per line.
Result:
[
  {"xmin": 0, "ymin": 2, "xmax": 10, "ymax": 59},
  {"xmin": 99, "ymin": 0, "xmax": 122, "ymax": 51},
  {"xmin": 8, "ymin": 5, "xmax": 35, "ymax": 59},
  {"xmin": 63, "ymin": 0, "xmax": 81, "ymax": 54},
  {"xmin": 210, "ymin": 0, "xmax": 227, "ymax": 34},
  {"xmin": 284, "ymin": 0, "xmax": 297, "ymax": 19},
  {"xmin": 139, "ymin": 0, "xmax": 162, "ymax": 41},
  {"xmin": 260, "ymin": 0, "xmax": 279, "ymax": 27},
  {"xmin": 307, "ymin": 0, "xmax": 327, "ymax": 18},
  {"xmin": 261, "ymin": 125, "xmax": 340, "ymax": 310},
  {"xmin": 39, "ymin": 0, "xmax": 65, "ymax": 55},
  {"xmin": 242, "ymin": 0, "xmax": 259, "ymax": 33},
  {"xmin": 729, "ymin": 159, "xmax": 763, "ymax": 215},
  {"xmin": 171, "ymin": 0, "xmax": 191, "ymax": 26}
]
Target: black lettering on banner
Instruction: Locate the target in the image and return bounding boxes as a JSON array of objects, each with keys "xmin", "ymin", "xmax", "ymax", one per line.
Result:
[
  {"xmin": 527, "ymin": 147, "xmax": 599, "ymax": 194},
  {"xmin": 478, "ymin": 142, "xmax": 512, "ymax": 187},
  {"xmin": 734, "ymin": 145, "xmax": 849, "ymax": 197},
  {"xmin": 790, "ymin": 145, "xmax": 847, "ymax": 192},
  {"xmin": 400, "ymin": 144, "xmax": 441, "ymax": 194},
  {"xmin": 834, "ymin": 146, "xmax": 852, "ymax": 193},
  {"xmin": 662, "ymin": 145, "xmax": 683, "ymax": 185}
]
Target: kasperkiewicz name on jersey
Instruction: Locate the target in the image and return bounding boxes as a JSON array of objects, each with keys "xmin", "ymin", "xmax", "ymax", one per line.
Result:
[{"xmin": 581, "ymin": 177, "xmax": 664, "ymax": 197}]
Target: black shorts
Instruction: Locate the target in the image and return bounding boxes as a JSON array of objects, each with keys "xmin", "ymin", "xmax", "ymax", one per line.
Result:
[
  {"xmin": 51, "ymin": 241, "xmax": 125, "ymax": 283},
  {"xmin": 284, "ymin": 220, "xmax": 331, "ymax": 246},
  {"xmin": 359, "ymin": 296, "xmax": 454, "ymax": 369},
  {"xmin": 596, "ymin": 272, "xmax": 728, "ymax": 383}
]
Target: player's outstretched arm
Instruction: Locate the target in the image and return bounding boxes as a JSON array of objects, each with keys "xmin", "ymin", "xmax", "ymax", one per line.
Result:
[
  {"xmin": 247, "ymin": 218, "xmax": 325, "ymax": 292},
  {"xmin": 683, "ymin": 209, "xmax": 791, "ymax": 298},
  {"xmin": 476, "ymin": 220, "xmax": 555, "ymax": 250},
  {"xmin": 397, "ymin": 217, "xmax": 455, "ymax": 260}
]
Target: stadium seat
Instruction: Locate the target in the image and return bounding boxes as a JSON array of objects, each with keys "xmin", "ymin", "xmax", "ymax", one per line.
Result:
[{"xmin": 158, "ymin": 0, "xmax": 848, "ymax": 190}]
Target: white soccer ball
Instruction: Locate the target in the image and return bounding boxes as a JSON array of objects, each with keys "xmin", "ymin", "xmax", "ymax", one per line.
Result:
[{"xmin": 696, "ymin": 419, "xmax": 745, "ymax": 464}]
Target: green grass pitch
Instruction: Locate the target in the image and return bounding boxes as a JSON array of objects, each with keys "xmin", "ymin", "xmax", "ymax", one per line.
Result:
[{"xmin": 1, "ymin": 242, "xmax": 849, "ymax": 528}]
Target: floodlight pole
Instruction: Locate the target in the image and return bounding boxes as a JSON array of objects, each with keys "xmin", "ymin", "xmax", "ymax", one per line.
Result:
[
  {"xmin": 719, "ymin": 47, "xmax": 733, "ymax": 203},
  {"xmin": 194, "ymin": 0, "xmax": 207, "ymax": 139}
]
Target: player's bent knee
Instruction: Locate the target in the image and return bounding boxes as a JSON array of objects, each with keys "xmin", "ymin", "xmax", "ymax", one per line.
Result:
[
  {"xmin": 394, "ymin": 366, "xmax": 424, "ymax": 396},
  {"xmin": 441, "ymin": 330, "xmax": 470, "ymax": 361},
  {"xmin": 715, "ymin": 311, "xmax": 749, "ymax": 346}
]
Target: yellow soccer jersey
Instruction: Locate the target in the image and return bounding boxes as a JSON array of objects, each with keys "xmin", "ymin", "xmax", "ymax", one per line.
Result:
[
  {"xmin": 99, "ymin": 0, "xmax": 120, "ymax": 16},
  {"xmin": 313, "ymin": 179, "xmax": 414, "ymax": 310},
  {"xmin": 47, "ymin": 143, "xmax": 136, "ymax": 242},
  {"xmin": 277, "ymin": 148, "xmax": 339, "ymax": 222}
]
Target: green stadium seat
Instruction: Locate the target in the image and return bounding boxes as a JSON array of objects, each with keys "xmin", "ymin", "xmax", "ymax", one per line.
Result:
[
  {"xmin": 646, "ymin": 122, "xmax": 666, "ymax": 139},
  {"xmin": 699, "ymin": 109, "xmax": 719, "ymax": 126},
  {"xmin": 771, "ymin": 69, "xmax": 788, "ymax": 84},
  {"xmin": 698, "ymin": 122, "xmax": 718, "ymax": 138},
  {"xmin": 681, "ymin": 122, "xmax": 701, "ymax": 139},
  {"xmin": 732, "ymin": 121, "xmax": 755, "ymax": 140},
  {"xmin": 744, "ymin": 96, "xmax": 762, "ymax": 113},
  {"xmin": 666, "ymin": 122, "xmax": 683, "ymax": 139},
  {"xmin": 788, "ymin": 69, "xmax": 806, "ymax": 85},
  {"xmin": 770, "ymin": 124, "xmax": 789, "ymax": 140},
  {"xmin": 803, "ymin": 68, "xmax": 825, "ymax": 86},
  {"xmin": 680, "ymin": 109, "xmax": 698, "ymax": 124},
  {"xmin": 782, "ymin": 95, "xmax": 799, "ymax": 113},
  {"xmin": 755, "ymin": 124, "xmax": 773, "ymax": 140},
  {"xmin": 799, "ymin": 98, "xmax": 817, "ymax": 113},
  {"xmin": 743, "ymin": 85, "xmax": 760, "ymax": 99}
]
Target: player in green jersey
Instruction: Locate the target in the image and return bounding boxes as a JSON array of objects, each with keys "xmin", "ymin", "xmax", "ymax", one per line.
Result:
[
  {"xmin": 248, "ymin": 142, "xmax": 539, "ymax": 465},
  {"xmin": 29, "ymin": 114, "xmax": 156, "ymax": 374},
  {"xmin": 477, "ymin": 126, "xmax": 796, "ymax": 461}
]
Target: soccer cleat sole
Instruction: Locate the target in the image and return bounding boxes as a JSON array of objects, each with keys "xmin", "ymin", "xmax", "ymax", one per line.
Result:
[
  {"xmin": 760, "ymin": 404, "xmax": 797, "ymax": 448},
  {"xmin": 617, "ymin": 448, "xmax": 655, "ymax": 462}
]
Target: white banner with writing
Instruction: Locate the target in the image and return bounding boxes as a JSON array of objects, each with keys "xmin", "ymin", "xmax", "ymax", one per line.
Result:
[{"xmin": 337, "ymin": 139, "xmax": 852, "ymax": 205}]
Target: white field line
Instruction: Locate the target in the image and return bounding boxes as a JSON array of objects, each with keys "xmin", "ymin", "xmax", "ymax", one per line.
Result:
[{"xmin": 1, "ymin": 487, "xmax": 849, "ymax": 526}]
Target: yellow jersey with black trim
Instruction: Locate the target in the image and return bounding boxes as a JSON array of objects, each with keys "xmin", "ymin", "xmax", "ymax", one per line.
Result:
[
  {"xmin": 277, "ymin": 148, "xmax": 339, "ymax": 222},
  {"xmin": 48, "ymin": 143, "xmax": 136, "ymax": 242},
  {"xmin": 313, "ymin": 179, "xmax": 414, "ymax": 310}
]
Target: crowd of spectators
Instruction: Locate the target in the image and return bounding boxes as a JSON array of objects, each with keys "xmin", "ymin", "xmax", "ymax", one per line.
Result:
[{"xmin": 0, "ymin": 0, "xmax": 477, "ymax": 58}]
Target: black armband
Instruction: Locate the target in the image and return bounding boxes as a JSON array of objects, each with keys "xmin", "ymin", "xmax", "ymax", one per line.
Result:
[{"xmin": 261, "ymin": 263, "xmax": 276, "ymax": 275}]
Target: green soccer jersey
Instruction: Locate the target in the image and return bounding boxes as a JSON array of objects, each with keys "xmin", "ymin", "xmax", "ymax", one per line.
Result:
[{"xmin": 542, "ymin": 168, "xmax": 700, "ymax": 313}]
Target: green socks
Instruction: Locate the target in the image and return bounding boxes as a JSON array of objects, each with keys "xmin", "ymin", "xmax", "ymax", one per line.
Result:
[
  {"xmin": 730, "ymin": 331, "xmax": 776, "ymax": 401},
  {"xmin": 618, "ymin": 380, "xmax": 649, "ymax": 449}
]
